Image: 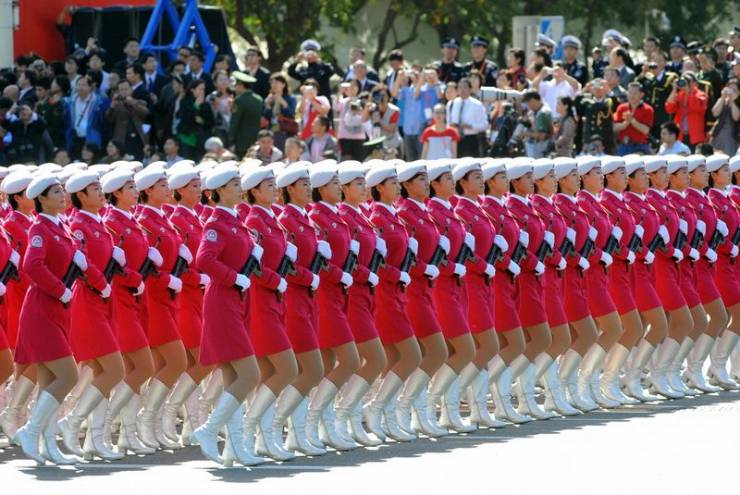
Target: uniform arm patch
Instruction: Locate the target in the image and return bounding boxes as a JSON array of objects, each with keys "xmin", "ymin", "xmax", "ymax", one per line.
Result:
[{"xmin": 205, "ymin": 229, "xmax": 218, "ymax": 242}]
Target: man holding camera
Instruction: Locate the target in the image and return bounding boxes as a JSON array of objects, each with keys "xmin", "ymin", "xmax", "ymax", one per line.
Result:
[
  {"xmin": 105, "ymin": 79, "xmax": 150, "ymax": 160},
  {"xmin": 637, "ymin": 50, "xmax": 678, "ymax": 139},
  {"xmin": 288, "ymin": 39, "xmax": 340, "ymax": 99},
  {"xmin": 1, "ymin": 103, "xmax": 53, "ymax": 163},
  {"xmin": 665, "ymin": 71, "xmax": 708, "ymax": 150}
]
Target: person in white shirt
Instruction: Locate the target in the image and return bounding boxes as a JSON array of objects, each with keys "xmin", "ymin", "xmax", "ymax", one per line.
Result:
[
  {"xmin": 532, "ymin": 61, "xmax": 582, "ymax": 119},
  {"xmin": 658, "ymin": 121, "xmax": 691, "ymax": 155},
  {"xmin": 446, "ymin": 78, "xmax": 488, "ymax": 157}
]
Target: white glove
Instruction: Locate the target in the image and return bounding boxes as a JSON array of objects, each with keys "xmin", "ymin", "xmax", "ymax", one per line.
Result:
[
  {"xmin": 367, "ymin": 272, "xmax": 379, "ymax": 287},
  {"xmin": 578, "ymin": 257, "xmax": 590, "ymax": 271},
  {"xmin": 235, "ymin": 273, "xmax": 251, "ymax": 291},
  {"xmin": 310, "ymin": 273, "xmax": 320, "ymax": 291},
  {"xmin": 111, "ymin": 246, "xmax": 126, "ymax": 267},
  {"xmin": 507, "ymin": 260, "xmax": 521, "ymax": 277},
  {"xmin": 147, "ymin": 247, "xmax": 163, "ymax": 267},
  {"xmin": 199, "ymin": 273, "xmax": 211, "ymax": 286},
  {"xmin": 277, "ymin": 278, "xmax": 288, "ymax": 294},
  {"xmin": 519, "ymin": 230, "xmax": 529, "ymax": 247},
  {"xmin": 178, "ymin": 244, "xmax": 193, "ymax": 264},
  {"xmin": 688, "ymin": 248, "xmax": 700, "ymax": 262},
  {"xmin": 535, "ymin": 261, "xmax": 545, "ymax": 276},
  {"xmin": 375, "ymin": 237, "xmax": 387, "ymax": 258},
  {"xmin": 317, "ymin": 240, "xmax": 332, "ymax": 260},
  {"xmin": 705, "ymin": 248, "xmax": 718, "ymax": 263},
  {"xmin": 438, "ymin": 235, "xmax": 451, "ymax": 255},
  {"xmin": 634, "ymin": 224, "xmax": 644, "ymax": 239},
  {"xmin": 399, "ymin": 271, "xmax": 411, "ymax": 286},
  {"xmin": 285, "ymin": 242, "xmax": 298, "ymax": 263},
  {"xmin": 658, "ymin": 225, "xmax": 670, "ymax": 244},
  {"xmin": 424, "ymin": 265, "xmax": 440, "ymax": 280},
  {"xmin": 600, "ymin": 251, "xmax": 613, "ymax": 267},
  {"xmin": 566, "ymin": 228, "xmax": 576, "ymax": 245},
  {"xmin": 134, "ymin": 282, "xmax": 145, "ymax": 296},
  {"xmin": 672, "ymin": 248, "xmax": 684, "ymax": 262},
  {"xmin": 453, "ymin": 263, "xmax": 467, "ymax": 277},
  {"xmin": 59, "ymin": 288, "xmax": 73, "ymax": 304},
  {"xmin": 626, "ymin": 251, "xmax": 636, "ymax": 264},
  {"xmin": 678, "ymin": 219, "xmax": 688, "ymax": 235},
  {"xmin": 716, "ymin": 219, "xmax": 729, "ymax": 237},
  {"xmin": 251, "ymin": 243, "xmax": 264, "ymax": 262},
  {"xmin": 100, "ymin": 284, "xmax": 112, "ymax": 298},
  {"xmin": 588, "ymin": 226, "xmax": 598, "ymax": 241},
  {"xmin": 557, "ymin": 258, "xmax": 567, "ymax": 270},
  {"xmin": 168, "ymin": 275, "xmax": 183, "ymax": 293},
  {"xmin": 9, "ymin": 249, "xmax": 20, "ymax": 268},
  {"xmin": 340, "ymin": 272, "xmax": 353, "ymax": 288},
  {"xmin": 408, "ymin": 237, "xmax": 419, "ymax": 256},
  {"xmin": 464, "ymin": 232, "xmax": 476, "ymax": 251},
  {"xmin": 73, "ymin": 250, "xmax": 88, "ymax": 272},
  {"xmin": 611, "ymin": 225, "xmax": 623, "ymax": 242},
  {"xmin": 731, "ymin": 245, "xmax": 739, "ymax": 258},
  {"xmin": 543, "ymin": 230, "xmax": 555, "ymax": 248},
  {"xmin": 0, "ymin": 281, "xmax": 6, "ymax": 296},
  {"xmin": 644, "ymin": 251, "xmax": 655, "ymax": 265},
  {"xmin": 484, "ymin": 264, "xmax": 495, "ymax": 278},
  {"xmin": 349, "ymin": 239, "xmax": 360, "ymax": 256},
  {"xmin": 696, "ymin": 220, "xmax": 706, "ymax": 236},
  {"xmin": 494, "ymin": 234, "xmax": 508, "ymax": 252}
]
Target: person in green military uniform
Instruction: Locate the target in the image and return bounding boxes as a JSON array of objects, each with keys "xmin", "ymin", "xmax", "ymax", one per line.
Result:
[
  {"xmin": 637, "ymin": 51, "xmax": 678, "ymax": 140},
  {"xmin": 229, "ymin": 71, "xmax": 262, "ymax": 159},
  {"xmin": 575, "ymin": 78, "xmax": 619, "ymax": 154}
]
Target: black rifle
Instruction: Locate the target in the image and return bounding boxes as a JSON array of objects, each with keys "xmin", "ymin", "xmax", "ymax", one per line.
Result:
[
  {"xmin": 367, "ymin": 248, "xmax": 385, "ymax": 294},
  {"xmin": 398, "ymin": 246, "xmax": 416, "ymax": 291},
  {"xmin": 708, "ymin": 229, "xmax": 725, "ymax": 250},
  {"xmin": 559, "ymin": 237, "xmax": 577, "ymax": 258},
  {"xmin": 277, "ymin": 255, "xmax": 297, "ymax": 278},
  {"xmin": 674, "ymin": 230, "xmax": 687, "ymax": 251},
  {"xmin": 603, "ymin": 232, "xmax": 620, "ymax": 256},
  {"xmin": 61, "ymin": 261, "xmax": 83, "ymax": 308},
  {"xmin": 646, "ymin": 234, "xmax": 665, "ymax": 254},
  {"xmin": 103, "ymin": 256, "xmax": 125, "ymax": 283},
  {"xmin": 168, "ymin": 255, "xmax": 189, "ymax": 300},
  {"xmin": 511, "ymin": 241, "xmax": 526, "ymax": 265},
  {"xmin": 0, "ymin": 260, "xmax": 19, "ymax": 285},
  {"xmin": 308, "ymin": 251, "xmax": 329, "ymax": 296},
  {"xmin": 580, "ymin": 238, "xmax": 595, "ymax": 259},
  {"xmin": 341, "ymin": 250, "xmax": 358, "ymax": 294},
  {"xmin": 454, "ymin": 242, "xmax": 475, "ymax": 286},
  {"xmin": 536, "ymin": 239, "xmax": 552, "ymax": 263},
  {"xmin": 426, "ymin": 244, "xmax": 448, "ymax": 287},
  {"xmin": 483, "ymin": 241, "xmax": 504, "ymax": 286},
  {"xmin": 234, "ymin": 254, "xmax": 262, "ymax": 300},
  {"xmin": 732, "ymin": 227, "xmax": 740, "ymax": 246},
  {"xmin": 627, "ymin": 233, "xmax": 642, "ymax": 253},
  {"xmin": 689, "ymin": 229, "xmax": 704, "ymax": 250}
]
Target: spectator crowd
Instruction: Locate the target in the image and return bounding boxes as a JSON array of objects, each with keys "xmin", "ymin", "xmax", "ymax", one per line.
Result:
[{"xmin": 1, "ymin": 20, "xmax": 739, "ymax": 168}]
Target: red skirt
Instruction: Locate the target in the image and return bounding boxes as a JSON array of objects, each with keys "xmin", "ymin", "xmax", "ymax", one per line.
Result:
[
  {"xmin": 5, "ymin": 280, "xmax": 29, "ymax": 349},
  {"xmin": 631, "ymin": 263, "xmax": 663, "ymax": 312},
  {"xmin": 494, "ymin": 272, "xmax": 521, "ymax": 332},
  {"xmin": 250, "ymin": 287, "xmax": 292, "ymax": 356},
  {"xmin": 465, "ymin": 274, "xmax": 495, "ymax": 333},
  {"xmin": 433, "ymin": 275, "xmax": 471, "ymax": 338},
  {"xmin": 515, "ymin": 272, "xmax": 548, "ymax": 327},
  {"xmin": 585, "ymin": 264, "xmax": 617, "ymax": 317},
  {"xmin": 285, "ymin": 285, "xmax": 319, "ymax": 354},
  {"xmin": 679, "ymin": 262, "xmax": 702, "ymax": 307},
  {"xmin": 714, "ymin": 256, "xmax": 740, "ymax": 307},
  {"xmin": 563, "ymin": 266, "xmax": 591, "ymax": 322},
  {"xmin": 14, "ymin": 287, "xmax": 72, "ymax": 364},
  {"xmin": 347, "ymin": 285, "xmax": 379, "ymax": 344},
  {"xmin": 111, "ymin": 287, "xmax": 149, "ymax": 353},
  {"xmin": 199, "ymin": 285, "xmax": 253, "ymax": 366},
  {"xmin": 179, "ymin": 285, "xmax": 203, "ymax": 349},
  {"xmin": 407, "ymin": 277, "xmax": 443, "ymax": 339},
  {"xmin": 70, "ymin": 286, "xmax": 119, "ymax": 362},
  {"xmin": 375, "ymin": 280, "xmax": 415, "ymax": 345},
  {"xmin": 543, "ymin": 269, "xmax": 569, "ymax": 327},
  {"xmin": 608, "ymin": 261, "xmax": 637, "ymax": 314},
  {"xmin": 0, "ymin": 323, "xmax": 8, "ymax": 351},
  {"xmin": 144, "ymin": 280, "xmax": 182, "ymax": 348},
  {"xmin": 317, "ymin": 283, "xmax": 355, "ymax": 349},
  {"xmin": 653, "ymin": 256, "xmax": 687, "ymax": 311},
  {"xmin": 696, "ymin": 260, "xmax": 721, "ymax": 305}
]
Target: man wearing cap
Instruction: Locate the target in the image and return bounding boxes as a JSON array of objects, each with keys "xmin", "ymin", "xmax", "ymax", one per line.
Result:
[
  {"xmin": 535, "ymin": 33, "xmax": 556, "ymax": 56},
  {"xmin": 433, "ymin": 38, "xmax": 464, "ymax": 84},
  {"xmin": 637, "ymin": 50, "xmax": 679, "ymax": 138},
  {"xmin": 562, "ymin": 35, "xmax": 588, "ymax": 86},
  {"xmin": 288, "ymin": 40, "xmax": 340, "ymax": 99},
  {"xmin": 614, "ymin": 82, "xmax": 654, "ymax": 155},
  {"xmin": 230, "ymin": 71, "xmax": 263, "ymax": 159},
  {"xmin": 244, "ymin": 47, "xmax": 271, "ymax": 100},
  {"xmin": 713, "ymin": 38, "xmax": 732, "ymax": 82},
  {"xmin": 576, "ymin": 79, "xmax": 618, "ymax": 154},
  {"xmin": 668, "ymin": 36, "xmax": 687, "ymax": 74},
  {"xmin": 464, "ymin": 36, "xmax": 498, "ymax": 87},
  {"xmin": 591, "ymin": 46, "xmax": 609, "ymax": 79}
]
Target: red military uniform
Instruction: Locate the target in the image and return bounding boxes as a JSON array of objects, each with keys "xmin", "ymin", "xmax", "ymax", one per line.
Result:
[
  {"xmin": 624, "ymin": 191, "xmax": 664, "ymax": 312},
  {"xmin": 195, "ymin": 207, "xmax": 255, "ymax": 365},
  {"xmin": 577, "ymin": 190, "xmax": 618, "ymax": 317},
  {"xmin": 397, "ymin": 198, "xmax": 443, "ymax": 339},
  {"xmin": 103, "ymin": 207, "xmax": 149, "ymax": 352},
  {"xmin": 427, "ymin": 197, "xmax": 471, "ymax": 338},
  {"xmin": 339, "ymin": 203, "xmax": 380, "ymax": 344},
  {"xmin": 454, "ymin": 196, "xmax": 497, "ymax": 332},
  {"xmin": 646, "ymin": 188, "xmax": 688, "ymax": 311},
  {"xmin": 69, "ymin": 210, "xmax": 119, "ymax": 361},
  {"xmin": 278, "ymin": 204, "xmax": 320, "ymax": 354},
  {"xmin": 3, "ymin": 211, "xmax": 33, "ymax": 349},
  {"xmin": 506, "ymin": 194, "xmax": 548, "ymax": 327},
  {"xmin": 599, "ymin": 189, "xmax": 639, "ymax": 314},
  {"xmin": 481, "ymin": 195, "xmax": 523, "ymax": 332},
  {"xmin": 136, "ymin": 205, "xmax": 182, "ymax": 348},
  {"xmin": 370, "ymin": 202, "xmax": 416, "ymax": 345},
  {"xmin": 685, "ymin": 188, "xmax": 722, "ymax": 304},
  {"xmin": 666, "ymin": 190, "xmax": 702, "ymax": 307},
  {"xmin": 14, "ymin": 215, "xmax": 75, "ymax": 364},
  {"xmin": 708, "ymin": 187, "xmax": 740, "ymax": 307},
  {"xmin": 309, "ymin": 202, "xmax": 355, "ymax": 349},
  {"xmin": 0, "ymin": 233, "xmax": 12, "ymax": 350},
  {"xmin": 236, "ymin": 203, "xmax": 250, "ymax": 223},
  {"xmin": 169, "ymin": 205, "xmax": 205, "ymax": 349},
  {"xmin": 245, "ymin": 205, "xmax": 292, "ymax": 356}
]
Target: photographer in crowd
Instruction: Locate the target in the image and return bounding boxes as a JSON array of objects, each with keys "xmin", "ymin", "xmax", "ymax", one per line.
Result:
[{"xmin": 664, "ymin": 72, "xmax": 708, "ymax": 151}]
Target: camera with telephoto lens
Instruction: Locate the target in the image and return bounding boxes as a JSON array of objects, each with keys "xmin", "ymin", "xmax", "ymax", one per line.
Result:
[{"xmin": 677, "ymin": 78, "xmax": 687, "ymax": 88}]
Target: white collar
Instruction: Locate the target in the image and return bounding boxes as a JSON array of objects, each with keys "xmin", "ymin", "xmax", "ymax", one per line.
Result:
[
  {"xmin": 142, "ymin": 204, "xmax": 165, "ymax": 217},
  {"xmin": 216, "ymin": 205, "xmax": 238, "ymax": 218},
  {"xmin": 556, "ymin": 193, "xmax": 577, "ymax": 204},
  {"xmin": 342, "ymin": 203, "xmax": 363, "ymax": 215},
  {"xmin": 603, "ymin": 188, "xmax": 623, "ymax": 201},
  {"xmin": 288, "ymin": 203, "xmax": 308, "ymax": 217},
  {"xmin": 509, "ymin": 194, "xmax": 529, "ymax": 206},
  {"xmin": 430, "ymin": 197, "xmax": 452, "ymax": 210},
  {"xmin": 458, "ymin": 196, "xmax": 479, "ymax": 207},
  {"xmin": 17, "ymin": 210, "xmax": 33, "ymax": 221},
  {"xmin": 112, "ymin": 206, "xmax": 133, "ymax": 220},
  {"xmin": 78, "ymin": 209, "xmax": 101, "ymax": 223},
  {"xmin": 534, "ymin": 193, "xmax": 552, "ymax": 204},
  {"xmin": 254, "ymin": 204, "xmax": 275, "ymax": 218},
  {"xmin": 377, "ymin": 201, "xmax": 397, "ymax": 216},
  {"xmin": 689, "ymin": 187, "xmax": 706, "ymax": 198},
  {"xmin": 582, "ymin": 189, "xmax": 600, "ymax": 201},
  {"xmin": 649, "ymin": 187, "xmax": 666, "ymax": 198},
  {"xmin": 319, "ymin": 201, "xmax": 338, "ymax": 214},
  {"xmin": 39, "ymin": 213, "xmax": 60, "ymax": 226},
  {"xmin": 409, "ymin": 198, "xmax": 427, "ymax": 211},
  {"xmin": 484, "ymin": 195, "xmax": 505, "ymax": 206}
]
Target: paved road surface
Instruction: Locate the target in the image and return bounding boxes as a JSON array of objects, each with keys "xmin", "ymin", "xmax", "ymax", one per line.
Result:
[{"xmin": 2, "ymin": 391, "xmax": 738, "ymax": 495}]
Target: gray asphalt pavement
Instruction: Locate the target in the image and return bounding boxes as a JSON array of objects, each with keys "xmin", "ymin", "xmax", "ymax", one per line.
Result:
[{"xmin": 2, "ymin": 391, "xmax": 739, "ymax": 495}]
